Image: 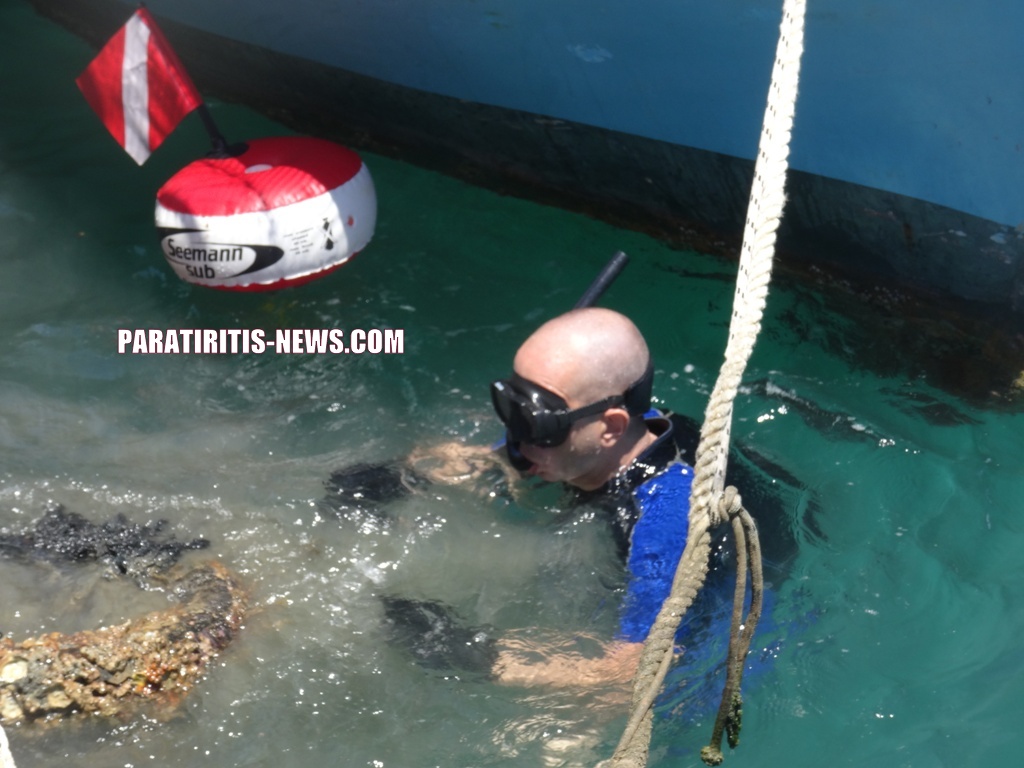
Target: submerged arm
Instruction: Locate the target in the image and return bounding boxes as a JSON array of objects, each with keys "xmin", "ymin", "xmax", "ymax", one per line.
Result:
[{"xmin": 493, "ymin": 633, "xmax": 645, "ymax": 688}]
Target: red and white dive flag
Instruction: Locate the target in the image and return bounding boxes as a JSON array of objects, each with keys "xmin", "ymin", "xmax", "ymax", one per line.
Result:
[{"xmin": 76, "ymin": 7, "xmax": 202, "ymax": 165}]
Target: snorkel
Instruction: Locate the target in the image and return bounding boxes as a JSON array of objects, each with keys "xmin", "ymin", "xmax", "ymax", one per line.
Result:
[
  {"xmin": 493, "ymin": 250, "xmax": 635, "ymax": 470},
  {"xmin": 571, "ymin": 250, "xmax": 631, "ymax": 310}
]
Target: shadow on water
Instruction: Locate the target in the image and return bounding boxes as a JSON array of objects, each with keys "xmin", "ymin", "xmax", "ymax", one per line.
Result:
[{"xmin": 662, "ymin": 258, "xmax": 1024, "ymax": 411}]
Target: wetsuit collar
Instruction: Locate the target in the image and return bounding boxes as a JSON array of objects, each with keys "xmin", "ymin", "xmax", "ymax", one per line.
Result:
[
  {"xmin": 574, "ymin": 411, "xmax": 680, "ymax": 502},
  {"xmin": 610, "ymin": 412, "xmax": 680, "ymax": 494},
  {"xmin": 568, "ymin": 411, "xmax": 684, "ymax": 556}
]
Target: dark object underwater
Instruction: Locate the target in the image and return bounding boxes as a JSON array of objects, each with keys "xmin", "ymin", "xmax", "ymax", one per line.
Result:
[
  {"xmin": 380, "ymin": 595, "xmax": 499, "ymax": 677},
  {"xmin": 0, "ymin": 504, "xmax": 209, "ymax": 584},
  {"xmin": 320, "ymin": 462, "xmax": 431, "ymax": 525}
]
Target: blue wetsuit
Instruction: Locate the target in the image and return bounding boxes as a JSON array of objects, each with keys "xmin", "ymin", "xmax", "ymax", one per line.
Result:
[{"xmin": 573, "ymin": 411, "xmax": 697, "ymax": 643}]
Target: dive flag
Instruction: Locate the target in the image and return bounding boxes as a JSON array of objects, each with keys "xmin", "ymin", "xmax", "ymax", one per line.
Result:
[{"xmin": 76, "ymin": 7, "xmax": 203, "ymax": 165}]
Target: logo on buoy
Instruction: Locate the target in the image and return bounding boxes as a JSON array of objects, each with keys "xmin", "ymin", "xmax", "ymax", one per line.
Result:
[{"xmin": 159, "ymin": 230, "xmax": 285, "ymax": 280}]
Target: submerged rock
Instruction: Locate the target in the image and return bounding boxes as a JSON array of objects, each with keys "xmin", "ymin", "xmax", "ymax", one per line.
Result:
[
  {"xmin": 0, "ymin": 560, "xmax": 246, "ymax": 726},
  {"xmin": 0, "ymin": 507, "xmax": 245, "ymax": 727}
]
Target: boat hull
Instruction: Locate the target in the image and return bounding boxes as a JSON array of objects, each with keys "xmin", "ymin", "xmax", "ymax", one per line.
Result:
[{"xmin": 32, "ymin": 0, "xmax": 1024, "ymax": 312}]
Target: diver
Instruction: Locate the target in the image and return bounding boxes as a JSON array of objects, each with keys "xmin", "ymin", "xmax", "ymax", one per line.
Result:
[
  {"xmin": 482, "ymin": 305, "xmax": 694, "ymax": 686},
  {"xmin": 325, "ymin": 306, "xmax": 777, "ymax": 688}
]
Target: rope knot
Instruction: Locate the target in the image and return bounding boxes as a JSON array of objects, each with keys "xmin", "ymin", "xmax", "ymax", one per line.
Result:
[{"xmin": 711, "ymin": 486, "xmax": 743, "ymax": 526}]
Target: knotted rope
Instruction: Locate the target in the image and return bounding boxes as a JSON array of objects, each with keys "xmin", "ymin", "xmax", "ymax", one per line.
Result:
[{"xmin": 607, "ymin": 1, "xmax": 806, "ymax": 765}]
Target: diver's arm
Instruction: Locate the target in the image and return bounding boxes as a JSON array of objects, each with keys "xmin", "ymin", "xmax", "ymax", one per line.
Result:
[{"xmin": 492, "ymin": 635, "xmax": 644, "ymax": 688}]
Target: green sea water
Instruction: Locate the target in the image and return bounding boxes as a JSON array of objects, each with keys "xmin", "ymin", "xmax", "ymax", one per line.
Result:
[{"xmin": 3, "ymin": 1, "xmax": 1024, "ymax": 766}]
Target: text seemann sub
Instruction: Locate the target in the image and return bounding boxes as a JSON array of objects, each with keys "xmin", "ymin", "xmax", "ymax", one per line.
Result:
[{"xmin": 118, "ymin": 328, "xmax": 405, "ymax": 355}]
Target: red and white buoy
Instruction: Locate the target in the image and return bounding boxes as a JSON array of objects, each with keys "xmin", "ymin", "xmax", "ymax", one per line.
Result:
[
  {"xmin": 75, "ymin": 9, "xmax": 376, "ymax": 290},
  {"xmin": 154, "ymin": 136, "xmax": 376, "ymax": 291}
]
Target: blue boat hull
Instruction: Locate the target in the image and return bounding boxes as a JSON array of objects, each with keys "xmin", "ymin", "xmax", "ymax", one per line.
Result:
[{"xmin": 32, "ymin": 0, "xmax": 1024, "ymax": 312}]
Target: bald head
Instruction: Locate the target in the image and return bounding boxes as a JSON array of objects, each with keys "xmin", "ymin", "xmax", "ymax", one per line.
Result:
[
  {"xmin": 513, "ymin": 308, "xmax": 650, "ymax": 407},
  {"xmin": 505, "ymin": 308, "xmax": 657, "ymax": 489}
]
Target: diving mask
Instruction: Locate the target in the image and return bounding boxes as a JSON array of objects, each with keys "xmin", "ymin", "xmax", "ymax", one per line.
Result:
[{"xmin": 490, "ymin": 362, "xmax": 654, "ymax": 448}]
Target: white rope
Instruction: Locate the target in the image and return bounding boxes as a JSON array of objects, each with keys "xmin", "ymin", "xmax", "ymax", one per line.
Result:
[
  {"xmin": 693, "ymin": 0, "xmax": 806, "ymax": 516},
  {"xmin": 607, "ymin": 1, "xmax": 806, "ymax": 766}
]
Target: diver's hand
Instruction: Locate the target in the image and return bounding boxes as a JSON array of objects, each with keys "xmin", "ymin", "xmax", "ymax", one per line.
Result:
[{"xmin": 407, "ymin": 442, "xmax": 513, "ymax": 486}]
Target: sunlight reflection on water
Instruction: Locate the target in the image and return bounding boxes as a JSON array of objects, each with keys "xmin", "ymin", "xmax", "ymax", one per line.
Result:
[{"xmin": 3, "ymin": 3, "xmax": 1024, "ymax": 767}]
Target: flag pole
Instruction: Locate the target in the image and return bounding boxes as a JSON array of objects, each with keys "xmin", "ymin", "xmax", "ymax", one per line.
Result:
[{"xmin": 195, "ymin": 102, "xmax": 235, "ymax": 157}]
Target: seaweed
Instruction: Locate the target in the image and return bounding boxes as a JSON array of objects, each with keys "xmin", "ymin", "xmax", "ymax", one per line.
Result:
[{"xmin": 0, "ymin": 505, "xmax": 209, "ymax": 585}]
